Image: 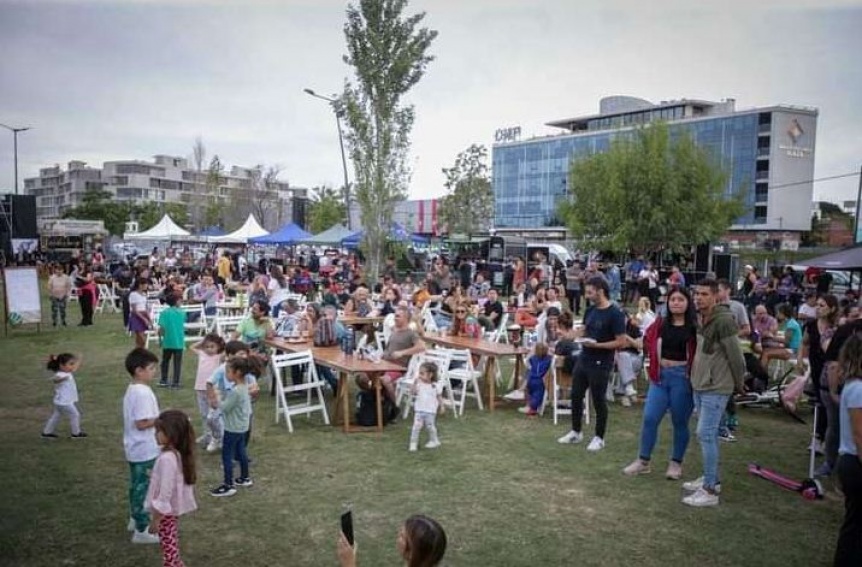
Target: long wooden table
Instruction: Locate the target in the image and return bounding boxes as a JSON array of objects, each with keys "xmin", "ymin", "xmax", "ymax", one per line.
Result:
[
  {"xmin": 422, "ymin": 333, "xmax": 527, "ymax": 412},
  {"xmin": 339, "ymin": 315, "xmax": 384, "ymax": 327},
  {"xmin": 265, "ymin": 338, "xmax": 405, "ymax": 433}
]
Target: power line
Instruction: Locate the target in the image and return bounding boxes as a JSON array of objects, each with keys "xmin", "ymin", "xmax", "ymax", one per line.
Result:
[{"xmin": 767, "ymin": 170, "xmax": 859, "ymax": 191}]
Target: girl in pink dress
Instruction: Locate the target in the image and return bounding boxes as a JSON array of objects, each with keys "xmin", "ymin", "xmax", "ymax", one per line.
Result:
[{"xmin": 146, "ymin": 410, "xmax": 198, "ymax": 567}]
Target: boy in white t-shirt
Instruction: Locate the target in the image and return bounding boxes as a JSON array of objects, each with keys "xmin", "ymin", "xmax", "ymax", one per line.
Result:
[{"xmin": 122, "ymin": 348, "xmax": 161, "ymax": 545}]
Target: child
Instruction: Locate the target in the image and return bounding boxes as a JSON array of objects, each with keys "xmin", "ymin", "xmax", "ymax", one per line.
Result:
[
  {"xmin": 524, "ymin": 342, "xmax": 553, "ymax": 416},
  {"xmin": 191, "ymin": 334, "xmax": 225, "ymax": 447},
  {"xmin": 211, "ymin": 357, "xmax": 253, "ymax": 497},
  {"xmin": 41, "ymin": 353, "xmax": 87, "ymax": 439},
  {"xmin": 146, "ymin": 410, "xmax": 198, "ymax": 567},
  {"xmin": 204, "ymin": 340, "xmax": 261, "ymax": 453},
  {"xmin": 409, "ymin": 362, "xmax": 443, "ymax": 452},
  {"xmin": 338, "ymin": 514, "xmax": 447, "ymax": 567},
  {"xmin": 158, "ymin": 293, "xmax": 186, "ymax": 388},
  {"xmin": 123, "ymin": 347, "xmax": 162, "ymax": 544}
]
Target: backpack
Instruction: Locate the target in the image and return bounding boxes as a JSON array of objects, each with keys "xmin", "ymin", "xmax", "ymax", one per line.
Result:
[
  {"xmin": 355, "ymin": 391, "xmax": 398, "ymax": 427},
  {"xmin": 314, "ymin": 318, "xmax": 338, "ymax": 347}
]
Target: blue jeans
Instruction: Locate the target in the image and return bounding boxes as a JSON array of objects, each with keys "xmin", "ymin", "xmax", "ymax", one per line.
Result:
[
  {"xmin": 693, "ymin": 391, "xmax": 730, "ymax": 490},
  {"xmin": 222, "ymin": 430, "xmax": 249, "ymax": 486},
  {"xmin": 638, "ymin": 365, "xmax": 694, "ymax": 463}
]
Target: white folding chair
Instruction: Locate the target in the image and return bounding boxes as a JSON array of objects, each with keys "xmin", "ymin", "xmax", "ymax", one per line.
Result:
[
  {"xmin": 95, "ymin": 283, "xmax": 120, "ymax": 314},
  {"xmin": 215, "ymin": 314, "xmax": 246, "ymax": 338},
  {"xmin": 422, "ymin": 309, "xmax": 439, "ymax": 333},
  {"xmin": 395, "ymin": 356, "xmax": 422, "ymax": 417},
  {"xmin": 552, "ymin": 356, "xmax": 590, "ymax": 425},
  {"xmin": 68, "ymin": 287, "xmax": 79, "ymax": 303},
  {"xmin": 444, "ymin": 349, "xmax": 485, "ymax": 416},
  {"xmin": 270, "ymin": 350, "xmax": 330, "ymax": 433},
  {"xmin": 374, "ymin": 330, "xmax": 388, "ymax": 352},
  {"xmin": 181, "ymin": 303, "xmax": 208, "ymax": 342},
  {"xmin": 400, "ymin": 350, "xmax": 456, "ymax": 419},
  {"xmin": 144, "ymin": 304, "xmax": 166, "ymax": 350}
]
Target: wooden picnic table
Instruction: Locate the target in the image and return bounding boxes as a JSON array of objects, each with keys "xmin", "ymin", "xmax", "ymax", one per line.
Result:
[
  {"xmin": 265, "ymin": 338, "xmax": 405, "ymax": 433},
  {"xmin": 422, "ymin": 332, "xmax": 527, "ymax": 412},
  {"xmin": 339, "ymin": 315, "xmax": 385, "ymax": 327}
]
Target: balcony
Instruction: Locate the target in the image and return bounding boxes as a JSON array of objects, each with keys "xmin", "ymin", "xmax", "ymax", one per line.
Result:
[
  {"xmin": 755, "ymin": 170, "xmax": 769, "ymax": 181},
  {"xmin": 758, "ymin": 123, "xmax": 771, "ymax": 134},
  {"xmin": 756, "ymin": 147, "xmax": 770, "ymax": 158}
]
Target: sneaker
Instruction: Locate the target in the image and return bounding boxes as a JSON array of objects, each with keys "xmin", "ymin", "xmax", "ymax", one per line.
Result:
[
  {"xmin": 622, "ymin": 459, "xmax": 651, "ymax": 476},
  {"xmin": 409, "ymin": 443, "xmax": 418, "ymax": 452},
  {"xmin": 525, "ymin": 409, "xmax": 538, "ymax": 417},
  {"xmin": 624, "ymin": 384, "xmax": 637, "ymax": 397},
  {"xmin": 682, "ymin": 487, "xmax": 720, "ymax": 507},
  {"xmin": 158, "ymin": 381, "xmax": 169, "ymax": 388},
  {"xmin": 71, "ymin": 432, "xmax": 88, "ymax": 438},
  {"xmin": 814, "ymin": 462, "xmax": 833, "ymax": 478},
  {"xmin": 210, "ymin": 484, "xmax": 237, "ymax": 497},
  {"xmin": 517, "ymin": 406, "xmax": 530, "ymax": 414},
  {"xmin": 586, "ymin": 436, "xmax": 605, "ymax": 452},
  {"xmin": 809, "ymin": 439, "xmax": 824, "ymax": 456},
  {"xmin": 682, "ymin": 476, "xmax": 722, "ymax": 494},
  {"xmin": 206, "ymin": 440, "xmax": 222, "ymax": 453},
  {"xmin": 127, "ymin": 517, "xmax": 136, "ymax": 532},
  {"xmin": 41, "ymin": 432, "xmax": 58, "ymax": 439},
  {"xmin": 235, "ymin": 477, "xmax": 254, "ymax": 487},
  {"xmin": 196, "ymin": 434, "xmax": 211, "ymax": 445},
  {"xmin": 719, "ymin": 431, "xmax": 737, "ymax": 443},
  {"xmin": 665, "ymin": 461, "xmax": 683, "ymax": 480},
  {"xmin": 557, "ymin": 430, "xmax": 584, "ymax": 444},
  {"xmin": 131, "ymin": 529, "xmax": 160, "ymax": 544},
  {"xmin": 504, "ymin": 390, "xmax": 525, "ymax": 401},
  {"xmin": 425, "ymin": 440, "xmax": 441, "ymax": 449},
  {"xmin": 620, "ymin": 396, "xmax": 632, "ymax": 407}
]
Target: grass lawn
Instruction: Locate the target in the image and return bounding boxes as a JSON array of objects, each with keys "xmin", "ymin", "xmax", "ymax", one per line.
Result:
[{"xmin": 0, "ymin": 298, "xmax": 844, "ymax": 566}]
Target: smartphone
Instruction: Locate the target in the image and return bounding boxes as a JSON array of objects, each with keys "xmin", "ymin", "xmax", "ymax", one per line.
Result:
[{"xmin": 340, "ymin": 510, "xmax": 354, "ymax": 547}]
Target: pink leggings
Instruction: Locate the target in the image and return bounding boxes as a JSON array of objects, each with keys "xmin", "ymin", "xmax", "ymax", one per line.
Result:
[{"xmin": 158, "ymin": 515, "xmax": 184, "ymax": 567}]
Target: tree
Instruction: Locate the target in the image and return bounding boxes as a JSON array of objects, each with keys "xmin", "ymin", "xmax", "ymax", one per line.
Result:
[
  {"xmin": 135, "ymin": 202, "xmax": 189, "ymax": 232},
  {"xmin": 438, "ymin": 144, "xmax": 493, "ymax": 236},
  {"xmin": 226, "ymin": 165, "xmax": 284, "ymax": 230},
  {"xmin": 188, "ymin": 137, "xmax": 207, "ymax": 228},
  {"xmin": 307, "ymin": 185, "xmax": 348, "ymax": 233},
  {"xmin": 559, "ymin": 123, "xmax": 744, "ymax": 256},
  {"xmin": 62, "ymin": 188, "xmax": 132, "ymax": 235},
  {"xmin": 341, "ymin": 0, "xmax": 437, "ymax": 280},
  {"xmin": 203, "ymin": 155, "xmax": 225, "ymax": 228}
]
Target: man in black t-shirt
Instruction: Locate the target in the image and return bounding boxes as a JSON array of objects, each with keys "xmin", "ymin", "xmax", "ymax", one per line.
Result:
[
  {"xmin": 557, "ymin": 276, "xmax": 626, "ymax": 452},
  {"xmin": 480, "ymin": 289, "xmax": 505, "ymax": 332}
]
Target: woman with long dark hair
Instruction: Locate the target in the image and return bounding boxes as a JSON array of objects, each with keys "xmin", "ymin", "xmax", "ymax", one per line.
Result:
[{"xmin": 623, "ymin": 286, "xmax": 698, "ymax": 480}]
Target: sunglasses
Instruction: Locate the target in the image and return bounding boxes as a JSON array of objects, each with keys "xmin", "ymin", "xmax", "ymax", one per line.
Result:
[{"xmin": 456, "ymin": 310, "xmax": 467, "ymax": 314}]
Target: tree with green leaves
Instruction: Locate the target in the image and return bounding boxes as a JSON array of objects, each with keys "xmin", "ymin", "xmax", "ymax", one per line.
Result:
[
  {"xmin": 438, "ymin": 144, "xmax": 493, "ymax": 236},
  {"xmin": 203, "ymin": 155, "xmax": 225, "ymax": 228},
  {"xmin": 136, "ymin": 202, "xmax": 189, "ymax": 232},
  {"xmin": 307, "ymin": 185, "xmax": 348, "ymax": 233},
  {"xmin": 341, "ymin": 0, "xmax": 437, "ymax": 280},
  {"xmin": 62, "ymin": 188, "xmax": 132, "ymax": 235},
  {"xmin": 560, "ymin": 123, "xmax": 744, "ymax": 256}
]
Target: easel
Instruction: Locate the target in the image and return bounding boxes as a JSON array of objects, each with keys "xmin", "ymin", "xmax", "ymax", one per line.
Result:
[{"xmin": 2, "ymin": 265, "xmax": 43, "ymax": 336}]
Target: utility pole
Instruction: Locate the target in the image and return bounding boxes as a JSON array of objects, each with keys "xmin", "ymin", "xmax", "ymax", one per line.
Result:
[{"xmin": 0, "ymin": 123, "xmax": 32, "ymax": 195}]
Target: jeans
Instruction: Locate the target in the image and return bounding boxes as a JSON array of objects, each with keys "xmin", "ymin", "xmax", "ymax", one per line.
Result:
[
  {"xmin": 222, "ymin": 430, "xmax": 249, "ymax": 486},
  {"xmin": 693, "ymin": 391, "xmax": 730, "ymax": 490},
  {"xmin": 835, "ymin": 454, "xmax": 862, "ymax": 566},
  {"xmin": 571, "ymin": 358, "xmax": 612, "ymax": 439},
  {"xmin": 566, "ymin": 289, "xmax": 582, "ymax": 315},
  {"xmin": 128, "ymin": 458, "xmax": 156, "ymax": 532},
  {"xmin": 616, "ymin": 351, "xmax": 643, "ymax": 389},
  {"xmin": 638, "ymin": 365, "xmax": 694, "ymax": 462},
  {"xmin": 316, "ymin": 364, "xmax": 338, "ymax": 393},
  {"xmin": 161, "ymin": 349, "xmax": 184, "ymax": 386},
  {"xmin": 50, "ymin": 297, "xmax": 67, "ymax": 325}
]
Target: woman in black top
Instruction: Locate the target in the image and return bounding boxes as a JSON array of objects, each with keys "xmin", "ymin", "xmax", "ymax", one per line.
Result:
[{"xmin": 800, "ymin": 294, "xmax": 840, "ymax": 464}]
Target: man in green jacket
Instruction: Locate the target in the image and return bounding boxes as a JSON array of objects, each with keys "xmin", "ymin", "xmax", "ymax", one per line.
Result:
[{"xmin": 682, "ymin": 278, "xmax": 746, "ymax": 507}]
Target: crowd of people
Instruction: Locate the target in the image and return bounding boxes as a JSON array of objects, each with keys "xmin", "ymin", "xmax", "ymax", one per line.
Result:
[{"xmin": 36, "ymin": 244, "xmax": 862, "ymax": 566}]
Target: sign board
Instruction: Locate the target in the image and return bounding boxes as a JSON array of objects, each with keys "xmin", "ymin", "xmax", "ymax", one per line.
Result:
[
  {"xmin": 3, "ymin": 267, "xmax": 43, "ymax": 327},
  {"xmin": 495, "ymin": 126, "xmax": 521, "ymax": 143}
]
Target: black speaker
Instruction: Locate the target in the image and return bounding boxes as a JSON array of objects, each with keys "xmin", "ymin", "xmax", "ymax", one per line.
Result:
[
  {"xmin": 712, "ymin": 254, "xmax": 732, "ymax": 281},
  {"xmin": 0, "ymin": 195, "xmax": 37, "ymax": 238}
]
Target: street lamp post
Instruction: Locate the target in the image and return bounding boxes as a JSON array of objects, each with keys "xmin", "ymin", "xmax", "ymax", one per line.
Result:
[
  {"xmin": 303, "ymin": 88, "xmax": 352, "ymax": 230},
  {"xmin": 0, "ymin": 124, "xmax": 32, "ymax": 196}
]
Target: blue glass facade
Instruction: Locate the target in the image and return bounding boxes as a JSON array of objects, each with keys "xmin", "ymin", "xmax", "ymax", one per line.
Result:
[{"xmin": 492, "ymin": 113, "xmax": 760, "ymax": 229}]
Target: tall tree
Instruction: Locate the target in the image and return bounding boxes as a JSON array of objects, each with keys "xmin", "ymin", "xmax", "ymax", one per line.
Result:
[
  {"xmin": 341, "ymin": 0, "xmax": 437, "ymax": 280},
  {"xmin": 560, "ymin": 123, "xmax": 744, "ymax": 256},
  {"xmin": 307, "ymin": 185, "xmax": 348, "ymax": 233},
  {"xmin": 438, "ymin": 144, "xmax": 493, "ymax": 236},
  {"xmin": 189, "ymin": 137, "xmax": 207, "ymax": 228},
  {"xmin": 136, "ymin": 202, "xmax": 189, "ymax": 232},
  {"xmin": 228, "ymin": 165, "xmax": 283, "ymax": 230},
  {"xmin": 204, "ymin": 155, "xmax": 225, "ymax": 228},
  {"xmin": 62, "ymin": 188, "xmax": 132, "ymax": 235}
]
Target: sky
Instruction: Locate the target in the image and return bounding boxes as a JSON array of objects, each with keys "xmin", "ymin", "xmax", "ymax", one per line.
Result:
[{"xmin": 1, "ymin": 0, "xmax": 861, "ymax": 204}]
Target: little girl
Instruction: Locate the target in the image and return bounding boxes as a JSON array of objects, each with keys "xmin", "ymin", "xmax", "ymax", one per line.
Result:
[
  {"xmin": 409, "ymin": 361, "xmax": 443, "ymax": 452},
  {"xmin": 338, "ymin": 514, "xmax": 447, "ymax": 567},
  {"xmin": 42, "ymin": 353, "xmax": 86, "ymax": 439},
  {"xmin": 524, "ymin": 342, "xmax": 553, "ymax": 417},
  {"xmin": 146, "ymin": 409, "xmax": 198, "ymax": 567},
  {"xmin": 211, "ymin": 357, "xmax": 253, "ymax": 498},
  {"xmin": 191, "ymin": 333, "xmax": 225, "ymax": 447}
]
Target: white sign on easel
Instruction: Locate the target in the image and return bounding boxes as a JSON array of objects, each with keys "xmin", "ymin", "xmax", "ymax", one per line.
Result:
[{"xmin": 3, "ymin": 267, "xmax": 43, "ymax": 333}]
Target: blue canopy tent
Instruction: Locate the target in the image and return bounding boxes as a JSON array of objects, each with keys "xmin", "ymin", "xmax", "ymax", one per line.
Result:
[
  {"xmin": 196, "ymin": 226, "xmax": 226, "ymax": 237},
  {"xmin": 248, "ymin": 222, "xmax": 312, "ymax": 245},
  {"xmin": 341, "ymin": 222, "xmax": 430, "ymax": 247}
]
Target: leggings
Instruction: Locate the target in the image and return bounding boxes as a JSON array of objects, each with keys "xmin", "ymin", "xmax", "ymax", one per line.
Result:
[
  {"xmin": 43, "ymin": 403, "xmax": 81, "ymax": 435},
  {"xmin": 158, "ymin": 515, "xmax": 185, "ymax": 567},
  {"xmin": 571, "ymin": 359, "xmax": 612, "ymax": 439}
]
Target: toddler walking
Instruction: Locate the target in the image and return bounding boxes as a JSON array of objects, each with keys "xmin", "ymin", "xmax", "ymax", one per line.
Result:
[
  {"xmin": 191, "ymin": 334, "xmax": 225, "ymax": 447},
  {"xmin": 41, "ymin": 353, "xmax": 87, "ymax": 439},
  {"xmin": 146, "ymin": 409, "xmax": 198, "ymax": 567},
  {"xmin": 211, "ymin": 357, "xmax": 254, "ymax": 497},
  {"xmin": 409, "ymin": 362, "xmax": 443, "ymax": 452},
  {"xmin": 524, "ymin": 343, "xmax": 553, "ymax": 417}
]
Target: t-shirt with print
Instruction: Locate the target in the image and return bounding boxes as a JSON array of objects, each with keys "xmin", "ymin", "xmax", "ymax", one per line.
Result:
[
  {"xmin": 158, "ymin": 307, "xmax": 186, "ymax": 350},
  {"xmin": 580, "ymin": 303, "xmax": 626, "ymax": 367},
  {"xmin": 123, "ymin": 383, "xmax": 160, "ymax": 463},
  {"xmin": 839, "ymin": 380, "xmax": 862, "ymax": 456}
]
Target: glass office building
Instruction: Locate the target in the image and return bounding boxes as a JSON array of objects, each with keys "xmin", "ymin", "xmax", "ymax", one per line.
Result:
[{"xmin": 492, "ymin": 96, "xmax": 817, "ymax": 233}]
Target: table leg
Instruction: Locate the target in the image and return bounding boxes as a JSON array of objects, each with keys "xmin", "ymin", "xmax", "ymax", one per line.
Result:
[
  {"xmin": 341, "ymin": 371, "xmax": 351, "ymax": 433},
  {"xmin": 484, "ymin": 357, "xmax": 497, "ymax": 413},
  {"xmin": 513, "ymin": 354, "xmax": 523, "ymax": 392},
  {"xmin": 374, "ymin": 375, "xmax": 384, "ymax": 433}
]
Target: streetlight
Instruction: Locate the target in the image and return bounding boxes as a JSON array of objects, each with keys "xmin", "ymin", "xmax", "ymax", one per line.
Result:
[
  {"xmin": 303, "ymin": 88, "xmax": 352, "ymax": 230},
  {"xmin": 0, "ymin": 123, "xmax": 32, "ymax": 195}
]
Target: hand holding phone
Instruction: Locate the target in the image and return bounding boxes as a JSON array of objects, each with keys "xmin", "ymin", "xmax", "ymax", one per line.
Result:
[{"xmin": 340, "ymin": 510, "xmax": 354, "ymax": 547}]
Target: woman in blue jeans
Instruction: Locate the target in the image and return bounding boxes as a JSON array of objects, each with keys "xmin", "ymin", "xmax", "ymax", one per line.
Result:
[{"xmin": 623, "ymin": 287, "xmax": 698, "ymax": 480}]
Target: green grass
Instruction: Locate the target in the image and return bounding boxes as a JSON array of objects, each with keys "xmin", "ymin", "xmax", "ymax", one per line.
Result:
[{"xmin": 0, "ymin": 295, "xmax": 844, "ymax": 566}]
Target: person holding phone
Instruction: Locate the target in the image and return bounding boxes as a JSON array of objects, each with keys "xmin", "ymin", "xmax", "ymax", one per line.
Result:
[{"xmin": 337, "ymin": 513, "xmax": 447, "ymax": 567}]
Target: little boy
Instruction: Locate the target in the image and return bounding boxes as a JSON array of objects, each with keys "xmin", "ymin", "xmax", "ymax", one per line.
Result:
[
  {"xmin": 158, "ymin": 293, "xmax": 186, "ymax": 388},
  {"xmin": 122, "ymin": 348, "xmax": 161, "ymax": 544},
  {"xmin": 205, "ymin": 341, "xmax": 260, "ymax": 453}
]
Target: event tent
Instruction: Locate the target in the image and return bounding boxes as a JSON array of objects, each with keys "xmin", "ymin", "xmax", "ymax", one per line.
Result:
[
  {"xmin": 208, "ymin": 214, "xmax": 268, "ymax": 244},
  {"xmin": 123, "ymin": 214, "xmax": 191, "ymax": 240},
  {"xmin": 196, "ymin": 225, "xmax": 226, "ymax": 238},
  {"xmin": 248, "ymin": 222, "xmax": 312, "ymax": 245},
  {"xmin": 342, "ymin": 222, "xmax": 429, "ymax": 246},
  {"xmin": 797, "ymin": 245, "xmax": 862, "ymax": 270},
  {"xmin": 302, "ymin": 223, "xmax": 354, "ymax": 245}
]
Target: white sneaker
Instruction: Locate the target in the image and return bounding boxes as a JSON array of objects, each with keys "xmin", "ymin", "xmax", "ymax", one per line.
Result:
[
  {"xmin": 586, "ymin": 436, "xmax": 605, "ymax": 452},
  {"xmin": 624, "ymin": 384, "xmax": 637, "ymax": 397},
  {"xmin": 206, "ymin": 439, "xmax": 221, "ymax": 453},
  {"xmin": 557, "ymin": 430, "xmax": 584, "ymax": 444},
  {"xmin": 517, "ymin": 406, "xmax": 530, "ymax": 414},
  {"xmin": 126, "ymin": 517, "xmax": 136, "ymax": 532},
  {"xmin": 131, "ymin": 529, "xmax": 160, "ymax": 544},
  {"xmin": 409, "ymin": 443, "xmax": 417, "ymax": 452},
  {"xmin": 682, "ymin": 476, "xmax": 722, "ymax": 494},
  {"xmin": 620, "ymin": 396, "xmax": 632, "ymax": 407},
  {"xmin": 681, "ymin": 487, "xmax": 720, "ymax": 507},
  {"xmin": 425, "ymin": 440, "xmax": 441, "ymax": 449},
  {"xmin": 196, "ymin": 434, "xmax": 211, "ymax": 445},
  {"xmin": 504, "ymin": 390, "xmax": 525, "ymax": 401}
]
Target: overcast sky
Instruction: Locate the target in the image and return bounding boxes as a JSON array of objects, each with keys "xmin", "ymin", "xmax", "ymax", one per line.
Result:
[{"xmin": 1, "ymin": 0, "xmax": 860, "ymax": 205}]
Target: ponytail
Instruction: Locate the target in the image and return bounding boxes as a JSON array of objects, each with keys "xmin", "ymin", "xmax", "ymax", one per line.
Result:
[{"xmin": 46, "ymin": 353, "xmax": 76, "ymax": 372}]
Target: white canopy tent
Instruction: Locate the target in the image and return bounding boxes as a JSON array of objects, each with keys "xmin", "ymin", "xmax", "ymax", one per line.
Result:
[
  {"xmin": 207, "ymin": 214, "xmax": 268, "ymax": 244},
  {"xmin": 123, "ymin": 214, "xmax": 191, "ymax": 240}
]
